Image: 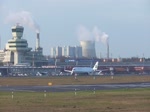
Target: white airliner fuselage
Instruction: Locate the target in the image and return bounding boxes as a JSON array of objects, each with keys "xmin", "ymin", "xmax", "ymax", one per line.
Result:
[
  {"xmin": 72, "ymin": 67, "xmax": 94, "ymax": 74},
  {"xmin": 64, "ymin": 61, "xmax": 100, "ymax": 75}
]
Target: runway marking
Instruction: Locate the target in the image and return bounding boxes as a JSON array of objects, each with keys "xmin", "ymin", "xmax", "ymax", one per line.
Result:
[
  {"xmin": 1, "ymin": 82, "xmax": 150, "ymax": 92},
  {"xmin": 8, "ymin": 88, "xmax": 36, "ymax": 92}
]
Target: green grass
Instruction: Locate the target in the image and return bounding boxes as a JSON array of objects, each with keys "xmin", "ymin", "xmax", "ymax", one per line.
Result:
[
  {"xmin": 0, "ymin": 75, "xmax": 150, "ymax": 112},
  {"xmin": 0, "ymin": 88, "xmax": 150, "ymax": 112}
]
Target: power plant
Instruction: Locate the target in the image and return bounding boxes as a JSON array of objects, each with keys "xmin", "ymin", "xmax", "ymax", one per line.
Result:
[
  {"xmin": 50, "ymin": 46, "xmax": 82, "ymax": 58},
  {"xmin": 50, "ymin": 40, "xmax": 97, "ymax": 58},
  {"xmin": 80, "ymin": 40, "xmax": 96, "ymax": 58}
]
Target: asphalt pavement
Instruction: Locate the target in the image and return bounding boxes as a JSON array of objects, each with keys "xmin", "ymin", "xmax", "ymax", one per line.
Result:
[{"xmin": 0, "ymin": 82, "xmax": 150, "ymax": 92}]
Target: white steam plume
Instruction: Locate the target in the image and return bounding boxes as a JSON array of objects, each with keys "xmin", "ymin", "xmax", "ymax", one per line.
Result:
[
  {"xmin": 100, "ymin": 32, "xmax": 109, "ymax": 45},
  {"xmin": 5, "ymin": 11, "xmax": 40, "ymax": 33},
  {"xmin": 77, "ymin": 25, "xmax": 109, "ymax": 44},
  {"xmin": 77, "ymin": 25, "xmax": 93, "ymax": 41},
  {"xmin": 93, "ymin": 26, "xmax": 109, "ymax": 45}
]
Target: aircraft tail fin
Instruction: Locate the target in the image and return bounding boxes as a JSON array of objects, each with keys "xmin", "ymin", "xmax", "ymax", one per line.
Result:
[{"xmin": 93, "ymin": 61, "xmax": 99, "ymax": 71}]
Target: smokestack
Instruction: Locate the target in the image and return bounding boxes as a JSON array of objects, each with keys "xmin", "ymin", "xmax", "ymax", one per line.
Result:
[
  {"xmin": 107, "ymin": 40, "xmax": 109, "ymax": 59},
  {"xmin": 36, "ymin": 33, "xmax": 40, "ymax": 49}
]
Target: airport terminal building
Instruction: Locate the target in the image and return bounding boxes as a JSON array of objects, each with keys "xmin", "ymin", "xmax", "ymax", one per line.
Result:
[{"xmin": 0, "ymin": 24, "xmax": 47, "ymax": 67}]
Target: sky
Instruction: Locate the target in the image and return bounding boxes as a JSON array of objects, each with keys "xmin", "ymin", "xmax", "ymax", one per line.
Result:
[{"xmin": 0, "ymin": 0, "xmax": 150, "ymax": 58}]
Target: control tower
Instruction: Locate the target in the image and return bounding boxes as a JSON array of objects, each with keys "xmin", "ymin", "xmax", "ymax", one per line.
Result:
[{"xmin": 7, "ymin": 24, "xmax": 31, "ymax": 65}]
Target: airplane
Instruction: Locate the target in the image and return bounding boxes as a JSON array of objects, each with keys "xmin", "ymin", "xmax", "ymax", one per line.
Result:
[
  {"xmin": 36, "ymin": 72, "xmax": 48, "ymax": 76},
  {"xmin": 64, "ymin": 61, "xmax": 104, "ymax": 75}
]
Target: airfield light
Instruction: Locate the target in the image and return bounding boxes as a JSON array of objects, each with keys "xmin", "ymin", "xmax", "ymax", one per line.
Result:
[
  {"xmin": 44, "ymin": 90, "xmax": 47, "ymax": 98},
  {"xmin": 93, "ymin": 88, "xmax": 96, "ymax": 94},
  {"xmin": 74, "ymin": 89, "xmax": 77, "ymax": 96},
  {"xmin": 12, "ymin": 91, "xmax": 14, "ymax": 99}
]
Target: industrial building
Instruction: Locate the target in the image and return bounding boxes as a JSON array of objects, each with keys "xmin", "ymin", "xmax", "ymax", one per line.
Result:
[
  {"xmin": 80, "ymin": 40, "xmax": 96, "ymax": 58},
  {"xmin": 0, "ymin": 24, "xmax": 47, "ymax": 66},
  {"xmin": 75, "ymin": 46, "xmax": 82, "ymax": 58},
  {"xmin": 50, "ymin": 40, "xmax": 97, "ymax": 59},
  {"xmin": 50, "ymin": 46, "xmax": 82, "ymax": 58},
  {"xmin": 62, "ymin": 46, "xmax": 75, "ymax": 58},
  {"xmin": 50, "ymin": 46, "xmax": 62, "ymax": 58}
]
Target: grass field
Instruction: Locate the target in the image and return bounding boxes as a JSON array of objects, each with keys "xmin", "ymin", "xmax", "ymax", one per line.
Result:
[
  {"xmin": 0, "ymin": 88, "xmax": 150, "ymax": 112},
  {"xmin": 0, "ymin": 75, "xmax": 150, "ymax": 86},
  {"xmin": 0, "ymin": 75, "xmax": 150, "ymax": 112}
]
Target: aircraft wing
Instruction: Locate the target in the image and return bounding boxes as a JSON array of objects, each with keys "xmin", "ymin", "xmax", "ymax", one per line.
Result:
[
  {"xmin": 95, "ymin": 69, "xmax": 110, "ymax": 74},
  {"xmin": 64, "ymin": 69, "xmax": 72, "ymax": 73}
]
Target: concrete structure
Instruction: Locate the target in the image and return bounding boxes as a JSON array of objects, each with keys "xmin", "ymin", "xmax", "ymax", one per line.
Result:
[
  {"xmin": 0, "ymin": 50, "xmax": 5, "ymax": 62},
  {"xmin": 7, "ymin": 24, "xmax": 31, "ymax": 65},
  {"xmin": 35, "ymin": 33, "xmax": 43, "ymax": 54},
  {"xmin": 50, "ymin": 46, "xmax": 82, "ymax": 58},
  {"xmin": 62, "ymin": 46, "xmax": 75, "ymax": 58},
  {"xmin": 0, "ymin": 24, "xmax": 47, "ymax": 66},
  {"xmin": 80, "ymin": 40, "xmax": 96, "ymax": 58},
  {"xmin": 50, "ymin": 46, "xmax": 62, "ymax": 58},
  {"xmin": 75, "ymin": 46, "xmax": 82, "ymax": 58}
]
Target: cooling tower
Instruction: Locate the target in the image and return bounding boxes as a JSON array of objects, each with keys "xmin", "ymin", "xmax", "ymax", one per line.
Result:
[{"xmin": 80, "ymin": 40, "xmax": 96, "ymax": 58}]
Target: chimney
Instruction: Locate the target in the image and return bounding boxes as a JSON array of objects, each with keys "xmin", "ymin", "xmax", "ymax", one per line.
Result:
[
  {"xmin": 107, "ymin": 40, "xmax": 109, "ymax": 59},
  {"xmin": 36, "ymin": 33, "xmax": 40, "ymax": 49}
]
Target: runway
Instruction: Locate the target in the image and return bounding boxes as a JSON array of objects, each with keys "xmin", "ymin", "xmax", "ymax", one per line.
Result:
[{"xmin": 0, "ymin": 82, "xmax": 150, "ymax": 92}]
